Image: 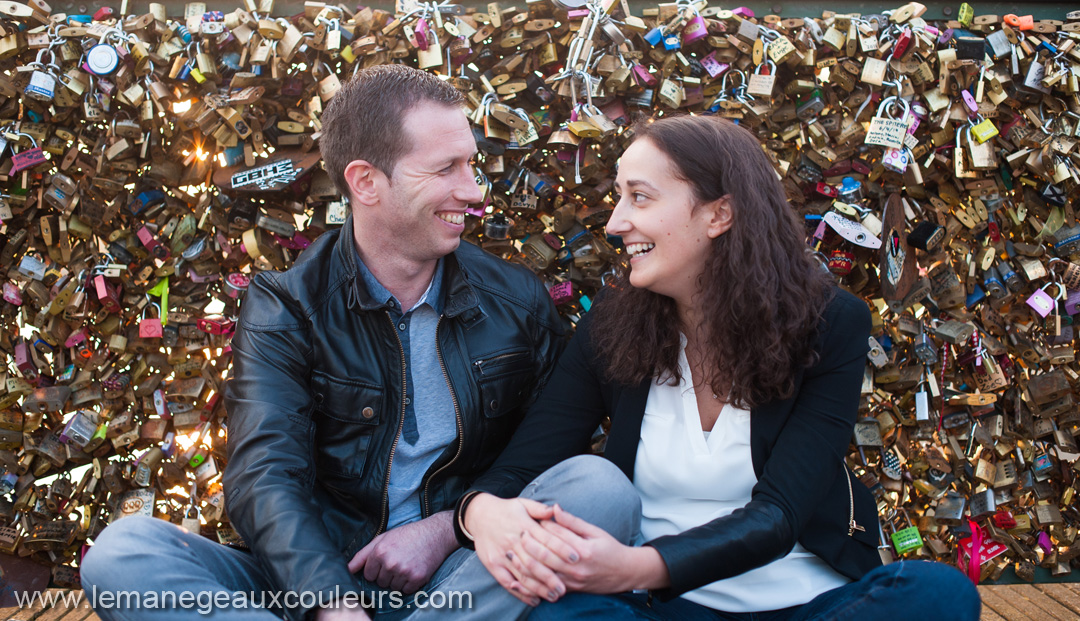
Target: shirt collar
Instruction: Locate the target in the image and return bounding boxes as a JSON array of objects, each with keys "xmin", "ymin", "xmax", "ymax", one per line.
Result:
[{"xmin": 353, "ymin": 246, "xmax": 445, "ymax": 315}]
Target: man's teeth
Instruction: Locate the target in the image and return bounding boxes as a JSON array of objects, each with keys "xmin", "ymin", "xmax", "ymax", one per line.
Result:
[
  {"xmin": 626, "ymin": 243, "xmax": 655, "ymax": 257},
  {"xmin": 437, "ymin": 212, "xmax": 465, "ymax": 225}
]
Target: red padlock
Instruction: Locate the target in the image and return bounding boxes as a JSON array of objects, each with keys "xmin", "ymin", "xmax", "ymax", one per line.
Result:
[
  {"xmin": 93, "ymin": 275, "xmax": 122, "ymax": 314},
  {"xmin": 92, "ymin": 6, "xmax": 114, "ymax": 20},
  {"xmin": 196, "ymin": 316, "xmax": 235, "ymax": 335},
  {"xmin": 992, "ymin": 509, "xmax": 1017, "ymax": 530},
  {"xmin": 827, "ymin": 250, "xmax": 855, "ymax": 276}
]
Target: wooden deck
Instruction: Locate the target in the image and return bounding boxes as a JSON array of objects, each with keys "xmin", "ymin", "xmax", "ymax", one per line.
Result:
[{"xmin": 0, "ymin": 584, "xmax": 1076, "ymax": 619}]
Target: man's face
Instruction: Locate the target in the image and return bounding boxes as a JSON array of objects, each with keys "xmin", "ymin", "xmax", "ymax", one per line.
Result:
[{"xmin": 371, "ymin": 102, "xmax": 483, "ymax": 263}]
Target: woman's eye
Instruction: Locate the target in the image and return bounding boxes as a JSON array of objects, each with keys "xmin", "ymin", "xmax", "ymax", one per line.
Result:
[{"xmin": 633, "ymin": 193, "xmax": 647, "ymax": 202}]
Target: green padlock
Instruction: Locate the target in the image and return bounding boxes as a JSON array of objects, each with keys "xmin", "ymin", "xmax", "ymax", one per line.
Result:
[{"xmin": 890, "ymin": 510, "xmax": 924, "ymax": 555}]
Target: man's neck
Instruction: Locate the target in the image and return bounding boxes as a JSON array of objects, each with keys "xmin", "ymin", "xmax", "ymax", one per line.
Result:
[{"xmin": 354, "ymin": 230, "xmax": 439, "ymax": 311}]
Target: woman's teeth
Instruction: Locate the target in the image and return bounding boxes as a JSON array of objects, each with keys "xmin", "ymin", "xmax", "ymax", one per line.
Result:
[
  {"xmin": 437, "ymin": 212, "xmax": 465, "ymax": 225},
  {"xmin": 626, "ymin": 243, "xmax": 655, "ymax": 257}
]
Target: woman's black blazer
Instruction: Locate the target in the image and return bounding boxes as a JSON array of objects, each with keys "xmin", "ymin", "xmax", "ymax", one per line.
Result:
[{"xmin": 466, "ymin": 286, "xmax": 883, "ymax": 600}]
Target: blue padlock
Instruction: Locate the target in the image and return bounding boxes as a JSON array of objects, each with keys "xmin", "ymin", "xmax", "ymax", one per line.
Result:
[{"xmin": 643, "ymin": 27, "xmax": 664, "ymax": 46}]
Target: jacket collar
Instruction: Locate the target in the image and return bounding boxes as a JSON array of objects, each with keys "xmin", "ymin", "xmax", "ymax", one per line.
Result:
[{"xmin": 336, "ymin": 213, "xmax": 481, "ymax": 318}]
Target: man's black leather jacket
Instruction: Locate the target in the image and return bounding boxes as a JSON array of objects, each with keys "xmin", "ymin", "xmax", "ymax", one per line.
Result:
[{"xmin": 223, "ymin": 215, "xmax": 565, "ymax": 620}]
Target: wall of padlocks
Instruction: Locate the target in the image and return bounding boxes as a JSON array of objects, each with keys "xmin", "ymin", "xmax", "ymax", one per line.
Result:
[{"xmin": 1, "ymin": 0, "xmax": 1079, "ymax": 589}]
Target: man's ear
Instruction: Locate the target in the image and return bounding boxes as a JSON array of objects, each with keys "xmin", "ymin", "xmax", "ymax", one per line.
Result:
[
  {"xmin": 705, "ymin": 195, "xmax": 734, "ymax": 239},
  {"xmin": 343, "ymin": 160, "xmax": 385, "ymax": 207}
]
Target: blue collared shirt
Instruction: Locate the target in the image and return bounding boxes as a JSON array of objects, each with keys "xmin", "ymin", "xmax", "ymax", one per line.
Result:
[{"xmin": 354, "ymin": 249, "xmax": 458, "ymax": 529}]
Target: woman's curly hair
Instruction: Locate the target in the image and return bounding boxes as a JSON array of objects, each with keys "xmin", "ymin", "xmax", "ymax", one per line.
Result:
[{"xmin": 589, "ymin": 115, "xmax": 834, "ymax": 409}]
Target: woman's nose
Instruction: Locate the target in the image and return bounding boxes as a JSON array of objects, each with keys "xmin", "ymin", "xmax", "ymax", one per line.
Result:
[{"xmin": 606, "ymin": 199, "xmax": 632, "ymax": 237}]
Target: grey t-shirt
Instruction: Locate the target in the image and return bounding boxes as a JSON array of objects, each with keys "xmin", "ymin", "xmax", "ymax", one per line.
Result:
[{"xmin": 354, "ymin": 251, "xmax": 458, "ymax": 530}]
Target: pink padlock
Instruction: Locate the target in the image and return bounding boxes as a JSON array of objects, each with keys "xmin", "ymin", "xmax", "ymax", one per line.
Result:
[
  {"xmin": 549, "ymin": 281, "xmax": 573, "ymax": 305},
  {"xmin": 1026, "ymin": 286, "xmax": 1056, "ymax": 318},
  {"xmin": 414, "ymin": 18, "xmax": 430, "ymax": 50},
  {"xmin": 2, "ymin": 282, "xmax": 22, "ymax": 306},
  {"xmin": 700, "ymin": 51, "xmax": 730, "ymax": 79},
  {"xmin": 139, "ymin": 303, "xmax": 163, "ymax": 338},
  {"xmin": 632, "ymin": 64, "xmax": 657, "ymax": 86},
  {"xmin": 1037, "ymin": 531, "xmax": 1054, "ymax": 554},
  {"xmin": 682, "ymin": 14, "xmax": 708, "ymax": 43}
]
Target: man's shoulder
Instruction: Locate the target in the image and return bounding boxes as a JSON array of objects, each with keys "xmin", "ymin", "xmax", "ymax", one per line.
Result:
[
  {"xmin": 454, "ymin": 240, "xmax": 548, "ymax": 309},
  {"xmin": 241, "ymin": 229, "xmax": 349, "ymax": 329}
]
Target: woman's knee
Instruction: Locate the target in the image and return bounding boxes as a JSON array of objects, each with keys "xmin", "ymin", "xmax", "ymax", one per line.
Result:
[
  {"xmin": 529, "ymin": 592, "xmax": 645, "ymax": 620},
  {"xmin": 526, "ymin": 455, "xmax": 641, "ymax": 541},
  {"xmin": 882, "ymin": 561, "xmax": 981, "ymax": 618}
]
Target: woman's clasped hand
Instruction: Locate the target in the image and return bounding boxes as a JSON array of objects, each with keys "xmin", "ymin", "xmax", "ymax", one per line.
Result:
[{"xmin": 467, "ymin": 494, "xmax": 667, "ymax": 605}]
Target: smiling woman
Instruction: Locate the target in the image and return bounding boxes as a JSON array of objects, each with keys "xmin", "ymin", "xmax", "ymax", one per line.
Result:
[
  {"xmin": 594, "ymin": 115, "xmax": 831, "ymax": 411},
  {"xmin": 448, "ymin": 114, "xmax": 982, "ymax": 621}
]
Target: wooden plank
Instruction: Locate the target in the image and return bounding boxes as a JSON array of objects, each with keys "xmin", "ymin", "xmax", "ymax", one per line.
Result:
[
  {"xmin": 1002, "ymin": 584, "xmax": 1080, "ymax": 620},
  {"xmin": 979, "ymin": 600, "xmax": 1008, "ymax": 621},
  {"xmin": 7, "ymin": 588, "xmax": 61, "ymax": 621},
  {"xmin": 1035, "ymin": 584, "xmax": 1080, "ymax": 616},
  {"xmin": 35, "ymin": 590, "xmax": 93, "ymax": 621},
  {"xmin": 53, "ymin": 605, "xmax": 96, "ymax": 621},
  {"xmin": 979, "ymin": 587, "xmax": 1040, "ymax": 620},
  {"xmin": 80, "ymin": 610, "xmax": 101, "ymax": 621},
  {"xmin": 989, "ymin": 585, "xmax": 1061, "ymax": 620}
]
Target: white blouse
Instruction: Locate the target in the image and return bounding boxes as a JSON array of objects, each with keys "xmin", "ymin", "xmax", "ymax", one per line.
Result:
[{"xmin": 634, "ymin": 339, "xmax": 850, "ymax": 612}]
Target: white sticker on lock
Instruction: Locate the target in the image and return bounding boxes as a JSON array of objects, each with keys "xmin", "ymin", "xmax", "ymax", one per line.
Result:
[
  {"xmin": 865, "ymin": 96, "xmax": 910, "ymax": 150},
  {"xmin": 824, "ymin": 211, "xmax": 882, "ymax": 249}
]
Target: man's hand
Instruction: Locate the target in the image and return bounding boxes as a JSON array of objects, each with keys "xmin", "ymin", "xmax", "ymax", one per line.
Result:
[
  {"xmin": 347, "ymin": 511, "xmax": 457, "ymax": 594},
  {"xmin": 315, "ymin": 602, "xmax": 371, "ymax": 621}
]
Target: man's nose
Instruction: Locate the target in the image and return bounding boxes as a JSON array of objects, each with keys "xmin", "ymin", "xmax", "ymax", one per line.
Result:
[{"xmin": 457, "ymin": 167, "xmax": 486, "ymax": 204}]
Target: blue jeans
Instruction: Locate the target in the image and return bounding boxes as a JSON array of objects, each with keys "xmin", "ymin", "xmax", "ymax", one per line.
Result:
[
  {"xmin": 80, "ymin": 455, "xmax": 641, "ymax": 621},
  {"xmin": 529, "ymin": 560, "xmax": 981, "ymax": 621}
]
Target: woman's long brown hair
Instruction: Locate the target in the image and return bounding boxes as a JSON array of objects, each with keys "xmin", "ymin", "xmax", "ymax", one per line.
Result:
[{"xmin": 589, "ymin": 115, "xmax": 834, "ymax": 409}]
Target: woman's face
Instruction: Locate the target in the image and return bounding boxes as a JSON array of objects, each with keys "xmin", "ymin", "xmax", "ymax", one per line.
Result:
[{"xmin": 607, "ymin": 138, "xmax": 732, "ymax": 305}]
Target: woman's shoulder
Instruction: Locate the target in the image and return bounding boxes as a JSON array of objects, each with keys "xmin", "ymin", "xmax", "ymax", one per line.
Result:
[
  {"xmin": 822, "ymin": 286, "xmax": 872, "ymax": 327},
  {"xmin": 815, "ymin": 286, "xmax": 872, "ymax": 357}
]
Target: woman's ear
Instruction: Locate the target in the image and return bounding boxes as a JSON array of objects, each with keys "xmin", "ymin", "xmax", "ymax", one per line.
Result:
[
  {"xmin": 343, "ymin": 160, "xmax": 384, "ymax": 207},
  {"xmin": 705, "ymin": 195, "xmax": 734, "ymax": 239}
]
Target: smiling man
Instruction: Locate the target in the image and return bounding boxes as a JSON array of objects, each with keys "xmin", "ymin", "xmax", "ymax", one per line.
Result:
[{"xmin": 80, "ymin": 65, "xmax": 565, "ymax": 621}]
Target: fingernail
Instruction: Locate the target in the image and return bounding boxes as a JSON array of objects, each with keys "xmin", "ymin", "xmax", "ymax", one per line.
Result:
[
  {"xmin": 548, "ymin": 591, "xmax": 558, "ymax": 601},
  {"xmin": 530, "ymin": 598, "xmax": 541, "ymax": 607},
  {"xmin": 569, "ymin": 553, "xmax": 580, "ymax": 562}
]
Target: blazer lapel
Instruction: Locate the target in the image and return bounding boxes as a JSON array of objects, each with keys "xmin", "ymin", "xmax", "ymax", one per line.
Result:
[{"xmin": 605, "ymin": 379, "xmax": 651, "ymax": 481}]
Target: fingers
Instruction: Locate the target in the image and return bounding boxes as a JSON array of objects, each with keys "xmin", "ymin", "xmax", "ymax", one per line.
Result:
[
  {"xmin": 540, "ymin": 518, "xmax": 588, "ymax": 551},
  {"xmin": 501, "ymin": 550, "xmax": 546, "ymax": 605},
  {"xmin": 518, "ymin": 498, "xmax": 556, "ymax": 521},
  {"xmin": 348, "ymin": 542, "xmax": 373, "ymax": 574},
  {"xmin": 552, "ymin": 504, "xmax": 605, "ymax": 538},
  {"xmin": 387, "ymin": 571, "xmax": 409, "ymax": 594},
  {"xmin": 509, "ymin": 540, "xmax": 566, "ymax": 603},
  {"xmin": 522, "ymin": 522, "xmax": 581, "ymax": 565},
  {"xmin": 362, "ymin": 551, "xmax": 384, "ymax": 584},
  {"xmin": 490, "ymin": 565, "xmax": 541, "ymax": 607}
]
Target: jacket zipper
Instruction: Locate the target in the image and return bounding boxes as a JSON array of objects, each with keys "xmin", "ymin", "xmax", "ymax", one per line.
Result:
[
  {"xmin": 472, "ymin": 351, "xmax": 521, "ymax": 375},
  {"xmin": 422, "ymin": 315, "xmax": 464, "ymax": 518},
  {"xmin": 376, "ymin": 311, "xmax": 407, "ymax": 536},
  {"xmin": 845, "ymin": 466, "xmax": 865, "ymax": 536}
]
